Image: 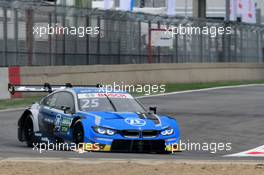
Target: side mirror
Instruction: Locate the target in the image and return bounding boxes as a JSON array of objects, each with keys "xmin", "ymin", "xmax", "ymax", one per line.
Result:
[
  {"xmin": 61, "ymin": 105, "xmax": 71, "ymax": 114},
  {"xmin": 149, "ymin": 107, "xmax": 157, "ymax": 114}
]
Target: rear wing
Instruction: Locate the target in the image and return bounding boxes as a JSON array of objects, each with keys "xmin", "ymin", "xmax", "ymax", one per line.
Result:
[{"xmin": 8, "ymin": 83, "xmax": 102, "ymax": 95}]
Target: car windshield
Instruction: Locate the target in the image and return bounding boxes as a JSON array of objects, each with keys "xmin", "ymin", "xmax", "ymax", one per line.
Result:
[{"xmin": 77, "ymin": 93, "xmax": 146, "ymax": 113}]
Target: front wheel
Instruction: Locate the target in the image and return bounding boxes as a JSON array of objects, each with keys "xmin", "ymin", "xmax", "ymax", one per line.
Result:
[
  {"xmin": 73, "ymin": 121, "xmax": 84, "ymax": 145},
  {"xmin": 23, "ymin": 116, "xmax": 35, "ymax": 147}
]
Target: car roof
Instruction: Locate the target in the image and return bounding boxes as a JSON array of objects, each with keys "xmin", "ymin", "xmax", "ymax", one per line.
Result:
[{"xmin": 71, "ymin": 87, "xmax": 128, "ymax": 94}]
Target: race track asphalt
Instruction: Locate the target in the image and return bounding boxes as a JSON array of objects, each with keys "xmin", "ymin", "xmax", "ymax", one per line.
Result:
[{"xmin": 0, "ymin": 85, "xmax": 264, "ymax": 160}]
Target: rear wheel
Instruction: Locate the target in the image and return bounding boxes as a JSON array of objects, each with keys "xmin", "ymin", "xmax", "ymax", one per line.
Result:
[
  {"xmin": 23, "ymin": 116, "xmax": 35, "ymax": 147},
  {"xmin": 73, "ymin": 121, "xmax": 84, "ymax": 145}
]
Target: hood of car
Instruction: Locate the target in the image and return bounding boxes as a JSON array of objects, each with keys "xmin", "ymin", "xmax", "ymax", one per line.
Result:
[{"xmin": 79, "ymin": 111, "xmax": 171, "ymax": 130}]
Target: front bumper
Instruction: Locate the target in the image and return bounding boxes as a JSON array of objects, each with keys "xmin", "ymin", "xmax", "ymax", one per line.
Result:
[
  {"xmin": 84, "ymin": 128, "xmax": 180, "ymax": 153},
  {"xmin": 94, "ymin": 139, "xmax": 179, "ymax": 153},
  {"xmin": 110, "ymin": 139, "xmax": 166, "ymax": 153}
]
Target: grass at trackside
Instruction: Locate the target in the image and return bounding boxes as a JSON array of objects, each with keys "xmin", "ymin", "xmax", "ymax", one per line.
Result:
[
  {"xmin": 0, "ymin": 80, "xmax": 264, "ymax": 110},
  {"xmin": 0, "ymin": 96, "xmax": 42, "ymax": 110}
]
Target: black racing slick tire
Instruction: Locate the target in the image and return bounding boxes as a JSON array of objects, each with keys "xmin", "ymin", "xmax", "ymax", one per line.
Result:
[
  {"xmin": 23, "ymin": 116, "xmax": 35, "ymax": 147},
  {"xmin": 73, "ymin": 121, "xmax": 84, "ymax": 145}
]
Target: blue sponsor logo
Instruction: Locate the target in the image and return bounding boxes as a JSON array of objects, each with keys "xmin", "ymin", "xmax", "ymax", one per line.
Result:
[{"xmin": 125, "ymin": 118, "xmax": 146, "ymax": 126}]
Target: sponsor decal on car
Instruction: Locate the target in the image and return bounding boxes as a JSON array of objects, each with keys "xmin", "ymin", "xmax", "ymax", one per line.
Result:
[
  {"xmin": 125, "ymin": 118, "xmax": 146, "ymax": 126},
  {"xmin": 78, "ymin": 93, "xmax": 133, "ymax": 99}
]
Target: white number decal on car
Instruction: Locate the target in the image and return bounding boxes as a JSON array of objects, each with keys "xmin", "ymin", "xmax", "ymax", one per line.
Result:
[{"xmin": 82, "ymin": 99, "xmax": 99, "ymax": 108}]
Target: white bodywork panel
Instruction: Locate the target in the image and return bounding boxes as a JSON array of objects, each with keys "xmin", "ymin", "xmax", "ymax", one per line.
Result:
[{"xmin": 28, "ymin": 103, "xmax": 40, "ymax": 132}]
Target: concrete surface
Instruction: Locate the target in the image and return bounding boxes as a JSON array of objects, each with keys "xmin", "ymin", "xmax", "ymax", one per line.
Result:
[{"xmin": 0, "ymin": 85, "xmax": 264, "ymax": 160}]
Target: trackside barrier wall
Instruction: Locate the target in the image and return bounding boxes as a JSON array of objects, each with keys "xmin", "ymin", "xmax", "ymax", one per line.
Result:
[
  {"xmin": 1, "ymin": 63, "xmax": 264, "ymax": 99},
  {"xmin": 0, "ymin": 68, "xmax": 10, "ymax": 99},
  {"xmin": 19, "ymin": 63, "xmax": 264, "ymax": 85}
]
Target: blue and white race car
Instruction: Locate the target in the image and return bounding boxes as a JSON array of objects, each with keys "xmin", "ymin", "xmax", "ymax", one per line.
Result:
[{"xmin": 9, "ymin": 83, "xmax": 180, "ymax": 153}]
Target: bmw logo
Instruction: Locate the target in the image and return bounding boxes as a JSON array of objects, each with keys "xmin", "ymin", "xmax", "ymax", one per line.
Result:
[{"xmin": 125, "ymin": 118, "xmax": 146, "ymax": 126}]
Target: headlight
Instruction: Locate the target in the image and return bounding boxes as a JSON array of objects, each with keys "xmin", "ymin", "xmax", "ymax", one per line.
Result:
[
  {"xmin": 106, "ymin": 129, "xmax": 115, "ymax": 135},
  {"xmin": 161, "ymin": 128, "xmax": 174, "ymax": 136},
  {"xmin": 93, "ymin": 126, "xmax": 116, "ymax": 136},
  {"xmin": 97, "ymin": 127, "xmax": 106, "ymax": 134}
]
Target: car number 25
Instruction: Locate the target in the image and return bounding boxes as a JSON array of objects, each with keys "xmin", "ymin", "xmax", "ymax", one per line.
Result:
[{"xmin": 81, "ymin": 99, "xmax": 99, "ymax": 109}]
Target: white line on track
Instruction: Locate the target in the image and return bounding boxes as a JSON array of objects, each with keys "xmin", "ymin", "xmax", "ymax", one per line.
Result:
[{"xmin": 137, "ymin": 84, "xmax": 264, "ymax": 99}]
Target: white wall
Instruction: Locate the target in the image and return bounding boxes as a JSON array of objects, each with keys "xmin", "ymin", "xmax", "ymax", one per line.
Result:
[
  {"xmin": 0, "ymin": 68, "xmax": 10, "ymax": 100},
  {"xmin": 20, "ymin": 63, "xmax": 264, "ymax": 85}
]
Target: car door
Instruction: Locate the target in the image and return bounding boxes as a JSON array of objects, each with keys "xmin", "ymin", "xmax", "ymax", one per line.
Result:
[
  {"xmin": 38, "ymin": 92, "xmax": 59, "ymax": 136},
  {"xmin": 39, "ymin": 91, "xmax": 75, "ymax": 139},
  {"xmin": 52, "ymin": 91, "xmax": 75, "ymax": 140}
]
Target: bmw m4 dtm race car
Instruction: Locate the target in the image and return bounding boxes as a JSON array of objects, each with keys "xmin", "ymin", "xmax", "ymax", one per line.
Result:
[{"xmin": 8, "ymin": 83, "xmax": 180, "ymax": 153}]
